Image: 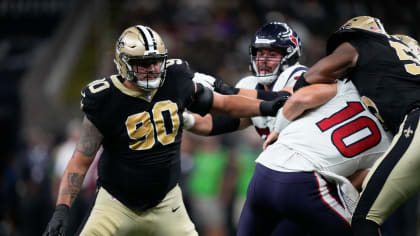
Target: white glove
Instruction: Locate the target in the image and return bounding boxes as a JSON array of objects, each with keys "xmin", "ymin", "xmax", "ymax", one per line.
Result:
[
  {"xmin": 192, "ymin": 72, "xmax": 216, "ymax": 90},
  {"xmin": 182, "ymin": 112, "xmax": 195, "ymax": 129}
]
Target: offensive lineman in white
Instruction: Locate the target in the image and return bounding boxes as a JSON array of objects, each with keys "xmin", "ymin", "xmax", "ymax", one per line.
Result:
[
  {"xmin": 189, "ymin": 22, "xmax": 392, "ymax": 236},
  {"xmin": 188, "ymin": 22, "xmax": 310, "ymax": 235},
  {"xmin": 189, "ymin": 22, "xmax": 306, "ymax": 139}
]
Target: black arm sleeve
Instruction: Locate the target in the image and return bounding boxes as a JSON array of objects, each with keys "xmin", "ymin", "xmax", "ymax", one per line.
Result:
[
  {"xmin": 188, "ymin": 83, "xmax": 214, "ymax": 116},
  {"xmin": 214, "ymin": 79, "xmax": 239, "ymax": 95},
  {"xmin": 257, "ymin": 90, "xmax": 291, "ymax": 101},
  {"xmin": 209, "ymin": 115, "xmax": 241, "ymax": 135}
]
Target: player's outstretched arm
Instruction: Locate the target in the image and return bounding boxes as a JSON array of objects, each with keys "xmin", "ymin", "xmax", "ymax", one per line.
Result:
[
  {"xmin": 184, "ymin": 112, "xmax": 251, "ymax": 136},
  {"xmin": 43, "ymin": 116, "xmax": 103, "ymax": 236},
  {"xmin": 210, "ymin": 92, "xmax": 284, "ymax": 117}
]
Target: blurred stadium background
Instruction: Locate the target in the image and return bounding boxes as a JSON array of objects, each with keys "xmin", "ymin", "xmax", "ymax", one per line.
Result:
[{"xmin": 0, "ymin": 0, "xmax": 419, "ymax": 235}]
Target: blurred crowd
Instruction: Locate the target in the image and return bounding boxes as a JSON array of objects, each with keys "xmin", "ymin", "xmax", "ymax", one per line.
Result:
[{"xmin": 0, "ymin": 0, "xmax": 419, "ymax": 235}]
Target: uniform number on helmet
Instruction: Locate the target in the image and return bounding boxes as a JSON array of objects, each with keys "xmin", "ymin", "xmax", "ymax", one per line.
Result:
[
  {"xmin": 389, "ymin": 40, "xmax": 420, "ymax": 75},
  {"xmin": 316, "ymin": 102, "xmax": 382, "ymax": 158},
  {"xmin": 126, "ymin": 100, "xmax": 180, "ymax": 150}
]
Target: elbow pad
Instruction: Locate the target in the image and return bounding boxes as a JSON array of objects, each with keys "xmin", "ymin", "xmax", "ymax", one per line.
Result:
[
  {"xmin": 293, "ymin": 74, "xmax": 311, "ymax": 92},
  {"xmin": 209, "ymin": 115, "xmax": 240, "ymax": 135},
  {"xmin": 188, "ymin": 83, "xmax": 214, "ymax": 116}
]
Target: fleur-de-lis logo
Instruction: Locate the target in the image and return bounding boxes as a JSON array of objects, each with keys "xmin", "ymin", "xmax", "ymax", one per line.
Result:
[{"xmin": 403, "ymin": 126, "xmax": 414, "ymax": 138}]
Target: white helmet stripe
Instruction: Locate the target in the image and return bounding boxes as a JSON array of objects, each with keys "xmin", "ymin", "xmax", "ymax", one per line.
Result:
[{"xmin": 136, "ymin": 25, "xmax": 158, "ymax": 55}]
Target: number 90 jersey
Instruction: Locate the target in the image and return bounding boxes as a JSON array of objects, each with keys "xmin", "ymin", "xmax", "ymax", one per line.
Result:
[
  {"xmin": 257, "ymin": 80, "xmax": 392, "ymax": 177},
  {"xmin": 80, "ymin": 59, "xmax": 196, "ymax": 209}
]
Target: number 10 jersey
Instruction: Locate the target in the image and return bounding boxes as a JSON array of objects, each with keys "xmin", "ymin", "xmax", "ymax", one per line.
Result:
[{"xmin": 257, "ymin": 80, "xmax": 392, "ymax": 177}]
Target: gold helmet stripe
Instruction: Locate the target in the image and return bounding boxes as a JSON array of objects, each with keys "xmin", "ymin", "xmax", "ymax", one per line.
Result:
[{"xmin": 136, "ymin": 25, "xmax": 158, "ymax": 55}]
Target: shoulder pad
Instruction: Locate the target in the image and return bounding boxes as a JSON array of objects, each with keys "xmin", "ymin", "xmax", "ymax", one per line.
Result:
[
  {"xmin": 235, "ymin": 76, "xmax": 259, "ymax": 89},
  {"xmin": 80, "ymin": 77, "xmax": 112, "ymax": 114},
  {"xmin": 165, "ymin": 58, "xmax": 194, "ymax": 80}
]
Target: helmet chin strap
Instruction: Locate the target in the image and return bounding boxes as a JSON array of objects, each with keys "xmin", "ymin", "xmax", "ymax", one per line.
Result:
[{"xmin": 253, "ymin": 61, "xmax": 282, "ymax": 86}]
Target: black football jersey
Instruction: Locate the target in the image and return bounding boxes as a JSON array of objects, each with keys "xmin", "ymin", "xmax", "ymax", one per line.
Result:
[
  {"xmin": 80, "ymin": 59, "xmax": 195, "ymax": 209},
  {"xmin": 327, "ymin": 31, "xmax": 420, "ymax": 134}
]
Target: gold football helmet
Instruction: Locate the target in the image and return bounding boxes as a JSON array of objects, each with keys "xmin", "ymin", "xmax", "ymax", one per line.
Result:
[
  {"xmin": 114, "ymin": 25, "xmax": 168, "ymax": 90},
  {"xmin": 339, "ymin": 16, "xmax": 387, "ymax": 35},
  {"xmin": 393, "ymin": 34, "xmax": 420, "ymax": 57}
]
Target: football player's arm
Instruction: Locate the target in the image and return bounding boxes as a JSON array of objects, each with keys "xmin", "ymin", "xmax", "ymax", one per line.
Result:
[
  {"xmin": 283, "ymin": 83, "xmax": 337, "ymax": 121},
  {"xmin": 185, "ymin": 113, "xmax": 251, "ymax": 136},
  {"xmin": 294, "ymin": 42, "xmax": 358, "ymax": 91},
  {"xmin": 211, "ymin": 76, "xmax": 288, "ymax": 100},
  {"xmin": 264, "ymin": 84, "xmax": 337, "ymax": 150},
  {"xmin": 44, "ymin": 116, "xmax": 102, "ymax": 236},
  {"xmin": 56, "ymin": 116, "xmax": 103, "ymax": 207},
  {"xmin": 188, "ymin": 83, "xmax": 284, "ymax": 117}
]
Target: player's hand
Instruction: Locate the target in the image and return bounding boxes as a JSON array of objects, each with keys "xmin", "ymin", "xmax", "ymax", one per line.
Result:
[
  {"xmin": 348, "ymin": 169, "xmax": 369, "ymax": 192},
  {"xmin": 43, "ymin": 204, "xmax": 70, "ymax": 236},
  {"xmin": 182, "ymin": 111, "xmax": 195, "ymax": 129},
  {"xmin": 192, "ymin": 72, "xmax": 216, "ymax": 90},
  {"xmin": 259, "ymin": 96, "xmax": 289, "ymax": 116},
  {"xmin": 263, "ymin": 131, "xmax": 279, "ymax": 150}
]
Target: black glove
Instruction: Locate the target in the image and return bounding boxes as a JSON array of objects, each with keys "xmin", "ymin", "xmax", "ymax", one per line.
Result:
[
  {"xmin": 43, "ymin": 204, "xmax": 70, "ymax": 236},
  {"xmin": 259, "ymin": 93, "xmax": 290, "ymax": 116},
  {"xmin": 214, "ymin": 79, "xmax": 239, "ymax": 95}
]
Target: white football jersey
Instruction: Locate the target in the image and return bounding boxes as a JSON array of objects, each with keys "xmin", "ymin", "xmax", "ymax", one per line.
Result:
[
  {"xmin": 235, "ymin": 64, "xmax": 307, "ymax": 139},
  {"xmin": 256, "ymin": 80, "xmax": 392, "ymax": 177}
]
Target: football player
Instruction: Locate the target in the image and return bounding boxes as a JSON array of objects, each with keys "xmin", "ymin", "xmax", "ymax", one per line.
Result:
[
  {"xmin": 42, "ymin": 25, "xmax": 285, "ymax": 236},
  {"xmin": 187, "ymin": 22, "xmax": 391, "ymax": 236},
  {"xmin": 288, "ymin": 16, "xmax": 420, "ymax": 236},
  {"xmin": 238, "ymin": 77, "xmax": 391, "ymax": 236},
  {"xmin": 187, "ymin": 22, "xmax": 309, "ymax": 235},
  {"xmin": 187, "ymin": 22, "xmax": 305, "ymax": 140}
]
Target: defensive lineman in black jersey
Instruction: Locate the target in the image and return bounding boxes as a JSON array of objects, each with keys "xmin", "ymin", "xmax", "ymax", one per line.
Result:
[
  {"xmin": 289, "ymin": 16, "xmax": 420, "ymax": 235},
  {"xmin": 43, "ymin": 25, "xmax": 284, "ymax": 236}
]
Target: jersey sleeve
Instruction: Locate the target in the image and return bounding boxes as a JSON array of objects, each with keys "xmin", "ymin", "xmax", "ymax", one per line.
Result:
[
  {"xmin": 327, "ymin": 31, "xmax": 377, "ymax": 68},
  {"xmin": 80, "ymin": 79, "xmax": 111, "ymax": 130},
  {"xmin": 347, "ymin": 36, "xmax": 377, "ymax": 68}
]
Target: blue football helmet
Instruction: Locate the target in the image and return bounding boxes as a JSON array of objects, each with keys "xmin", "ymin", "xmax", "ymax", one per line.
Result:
[{"xmin": 250, "ymin": 22, "xmax": 302, "ymax": 85}]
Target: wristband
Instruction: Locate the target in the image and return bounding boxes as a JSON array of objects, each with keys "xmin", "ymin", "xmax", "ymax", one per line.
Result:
[
  {"xmin": 274, "ymin": 108, "xmax": 291, "ymax": 133},
  {"xmin": 182, "ymin": 112, "xmax": 195, "ymax": 129},
  {"xmin": 293, "ymin": 74, "xmax": 310, "ymax": 92}
]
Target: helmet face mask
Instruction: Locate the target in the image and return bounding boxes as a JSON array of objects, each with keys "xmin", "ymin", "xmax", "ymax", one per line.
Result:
[
  {"xmin": 114, "ymin": 25, "xmax": 168, "ymax": 91},
  {"xmin": 249, "ymin": 22, "xmax": 302, "ymax": 85}
]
